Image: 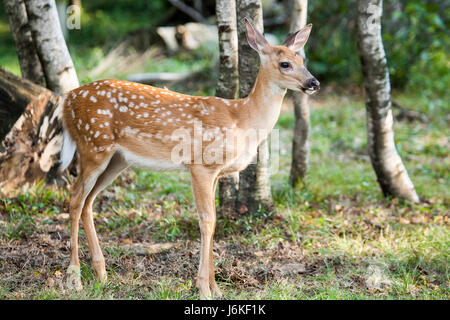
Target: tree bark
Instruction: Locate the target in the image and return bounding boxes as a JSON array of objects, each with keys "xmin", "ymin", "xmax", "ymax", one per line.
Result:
[
  {"xmin": 0, "ymin": 67, "xmax": 44, "ymax": 141},
  {"xmin": 357, "ymin": 0, "xmax": 419, "ymax": 203},
  {"xmin": 2, "ymin": 0, "xmax": 44, "ymax": 85},
  {"xmin": 0, "ymin": 0, "xmax": 80, "ymax": 194},
  {"xmin": 0, "ymin": 68, "xmax": 63, "ymax": 195},
  {"xmin": 216, "ymin": 0, "xmax": 240, "ymax": 212},
  {"xmin": 23, "ymin": 0, "xmax": 79, "ymax": 94},
  {"xmin": 236, "ymin": 0, "xmax": 273, "ymax": 214},
  {"xmin": 289, "ymin": 0, "xmax": 310, "ymax": 187}
]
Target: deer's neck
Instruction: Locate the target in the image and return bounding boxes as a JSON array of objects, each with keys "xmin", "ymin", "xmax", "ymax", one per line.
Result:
[{"xmin": 239, "ymin": 67, "xmax": 286, "ymax": 136}]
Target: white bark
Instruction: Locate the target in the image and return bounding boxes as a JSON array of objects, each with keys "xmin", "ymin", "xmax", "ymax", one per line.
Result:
[
  {"xmin": 289, "ymin": 0, "xmax": 307, "ymax": 32},
  {"xmin": 216, "ymin": 0, "xmax": 240, "ymax": 210},
  {"xmin": 357, "ymin": 0, "xmax": 419, "ymax": 203},
  {"xmin": 24, "ymin": 0, "xmax": 79, "ymax": 94},
  {"xmin": 289, "ymin": 0, "xmax": 310, "ymax": 186},
  {"xmin": 216, "ymin": 0, "xmax": 239, "ymax": 99},
  {"xmin": 236, "ymin": 0, "xmax": 273, "ymax": 213},
  {"xmin": 2, "ymin": 0, "xmax": 44, "ymax": 84}
]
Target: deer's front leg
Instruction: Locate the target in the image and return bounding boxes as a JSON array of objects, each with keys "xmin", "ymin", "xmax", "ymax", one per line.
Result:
[
  {"xmin": 209, "ymin": 176, "xmax": 222, "ymax": 297},
  {"xmin": 190, "ymin": 166, "xmax": 219, "ymax": 299}
]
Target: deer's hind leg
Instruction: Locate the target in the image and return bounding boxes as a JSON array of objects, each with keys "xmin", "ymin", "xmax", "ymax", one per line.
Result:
[
  {"xmin": 80, "ymin": 152, "xmax": 129, "ymax": 282},
  {"xmin": 66, "ymin": 151, "xmax": 115, "ymax": 290}
]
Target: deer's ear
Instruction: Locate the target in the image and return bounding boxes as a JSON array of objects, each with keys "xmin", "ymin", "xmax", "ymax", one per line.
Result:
[
  {"xmin": 283, "ymin": 24, "xmax": 312, "ymax": 52},
  {"xmin": 245, "ymin": 17, "xmax": 269, "ymax": 54}
]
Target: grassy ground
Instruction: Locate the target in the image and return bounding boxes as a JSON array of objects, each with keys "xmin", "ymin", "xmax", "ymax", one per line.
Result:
[{"xmin": 0, "ymin": 90, "xmax": 448, "ymax": 300}]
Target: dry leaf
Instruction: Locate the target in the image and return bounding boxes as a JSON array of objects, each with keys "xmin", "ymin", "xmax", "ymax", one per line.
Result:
[
  {"xmin": 47, "ymin": 277, "xmax": 55, "ymax": 288},
  {"xmin": 239, "ymin": 205, "xmax": 248, "ymax": 214},
  {"xmin": 57, "ymin": 213, "xmax": 70, "ymax": 220},
  {"xmin": 121, "ymin": 238, "xmax": 133, "ymax": 245},
  {"xmin": 411, "ymin": 216, "xmax": 424, "ymax": 224},
  {"xmin": 276, "ymin": 263, "xmax": 306, "ymax": 275},
  {"xmin": 398, "ymin": 217, "xmax": 410, "ymax": 224},
  {"xmin": 254, "ymin": 251, "xmax": 264, "ymax": 257}
]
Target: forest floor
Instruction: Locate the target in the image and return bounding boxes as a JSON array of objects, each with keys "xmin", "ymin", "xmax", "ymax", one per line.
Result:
[{"xmin": 0, "ymin": 93, "xmax": 448, "ymax": 300}]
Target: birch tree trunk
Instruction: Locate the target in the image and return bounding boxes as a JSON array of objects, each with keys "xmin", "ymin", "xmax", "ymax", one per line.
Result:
[
  {"xmin": 216, "ymin": 0, "xmax": 240, "ymax": 212},
  {"xmin": 24, "ymin": 0, "xmax": 79, "ymax": 94},
  {"xmin": 289, "ymin": 0, "xmax": 310, "ymax": 187},
  {"xmin": 2, "ymin": 0, "xmax": 44, "ymax": 85},
  {"xmin": 236, "ymin": 0, "xmax": 273, "ymax": 214},
  {"xmin": 357, "ymin": 0, "xmax": 419, "ymax": 203}
]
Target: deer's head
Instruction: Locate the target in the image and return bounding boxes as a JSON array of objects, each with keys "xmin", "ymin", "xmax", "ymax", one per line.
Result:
[{"xmin": 245, "ymin": 18, "xmax": 320, "ymax": 95}]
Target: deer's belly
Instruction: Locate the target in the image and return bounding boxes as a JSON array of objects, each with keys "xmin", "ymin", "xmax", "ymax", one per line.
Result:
[
  {"xmin": 223, "ymin": 150, "xmax": 257, "ymax": 174},
  {"xmin": 118, "ymin": 147, "xmax": 186, "ymax": 171}
]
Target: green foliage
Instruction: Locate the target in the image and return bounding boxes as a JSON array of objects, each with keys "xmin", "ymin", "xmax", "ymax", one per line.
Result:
[
  {"xmin": 69, "ymin": 0, "xmax": 169, "ymax": 49},
  {"xmin": 382, "ymin": 0, "xmax": 449, "ymax": 98},
  {"xmin": 306, "ymin": 1, "xmax": 360, "ymax": 84},
  {"xmin": 0, "ymin": 14, "xmax": 20, "ymax": 75},
  {"xmin": 306, "ymin": 0, "xmax": 449, "ymax": 97}
]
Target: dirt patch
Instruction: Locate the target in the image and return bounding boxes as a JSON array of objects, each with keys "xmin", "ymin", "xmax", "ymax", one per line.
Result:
[{"xmin": 0, "ymin": 216, "xmax": 319, "ymax": 296}]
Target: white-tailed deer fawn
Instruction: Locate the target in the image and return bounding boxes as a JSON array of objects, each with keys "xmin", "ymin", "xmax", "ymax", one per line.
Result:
[{"xmin": 60, "ymin": 18, "xmax": 319, "ymax": 299}]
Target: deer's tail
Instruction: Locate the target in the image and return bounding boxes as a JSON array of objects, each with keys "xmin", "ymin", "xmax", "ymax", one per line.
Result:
[{"xmin": 60, "ymin": 96, "xmax": 77, "ymax": 172}]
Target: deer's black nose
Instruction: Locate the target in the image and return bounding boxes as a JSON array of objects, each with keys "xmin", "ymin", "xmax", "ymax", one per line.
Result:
[{"xmin": 307, "ymin": 78, "xmax": 320, "ymax": 91}]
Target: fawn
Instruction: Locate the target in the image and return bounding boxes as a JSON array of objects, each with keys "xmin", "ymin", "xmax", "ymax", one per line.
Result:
[{"xmin": 60, "ymin": 18, "xmax": 319, "ymax": 299}]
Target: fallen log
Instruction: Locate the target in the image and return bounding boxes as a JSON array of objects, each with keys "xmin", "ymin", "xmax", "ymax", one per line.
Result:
[
  {"xmin": 392, "ymin": 100, "xmax": 428, "ymax": 123},
  {"xmin": 0, "ymin": 68, "xmax": 65, "ymax": 195},
  {"xmin": 0, "ymin": 68, "xmax": 44, "ymax": 141},
  {"xmin": 167, "ymin": 0, "xmax": 208, "ymax": 23},
  {"xmin": 126, "ymin": 66, "xmax": 216, "ymax": 92}
]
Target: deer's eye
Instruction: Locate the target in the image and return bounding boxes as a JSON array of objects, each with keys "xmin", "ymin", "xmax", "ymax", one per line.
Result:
[{"xmin": 279, "ymin": 62, "xmax": 291, "ymax": 69}]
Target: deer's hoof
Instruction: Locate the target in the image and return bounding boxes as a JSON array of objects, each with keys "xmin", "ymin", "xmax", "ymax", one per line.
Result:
[
  {"xmin": 66, "ymin": 265, "xmax": 83, "ymax": 291},
  {"xmin": 210, "ymin": 281, "xmax": 223, "ymax": 298},
  {"xmin": 197, "ymin": 278, "xmax": 212, "ymax": 300},
  {"xmin": 92, "ymin": 262, "xmax": 107, "ymax": 283}
]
